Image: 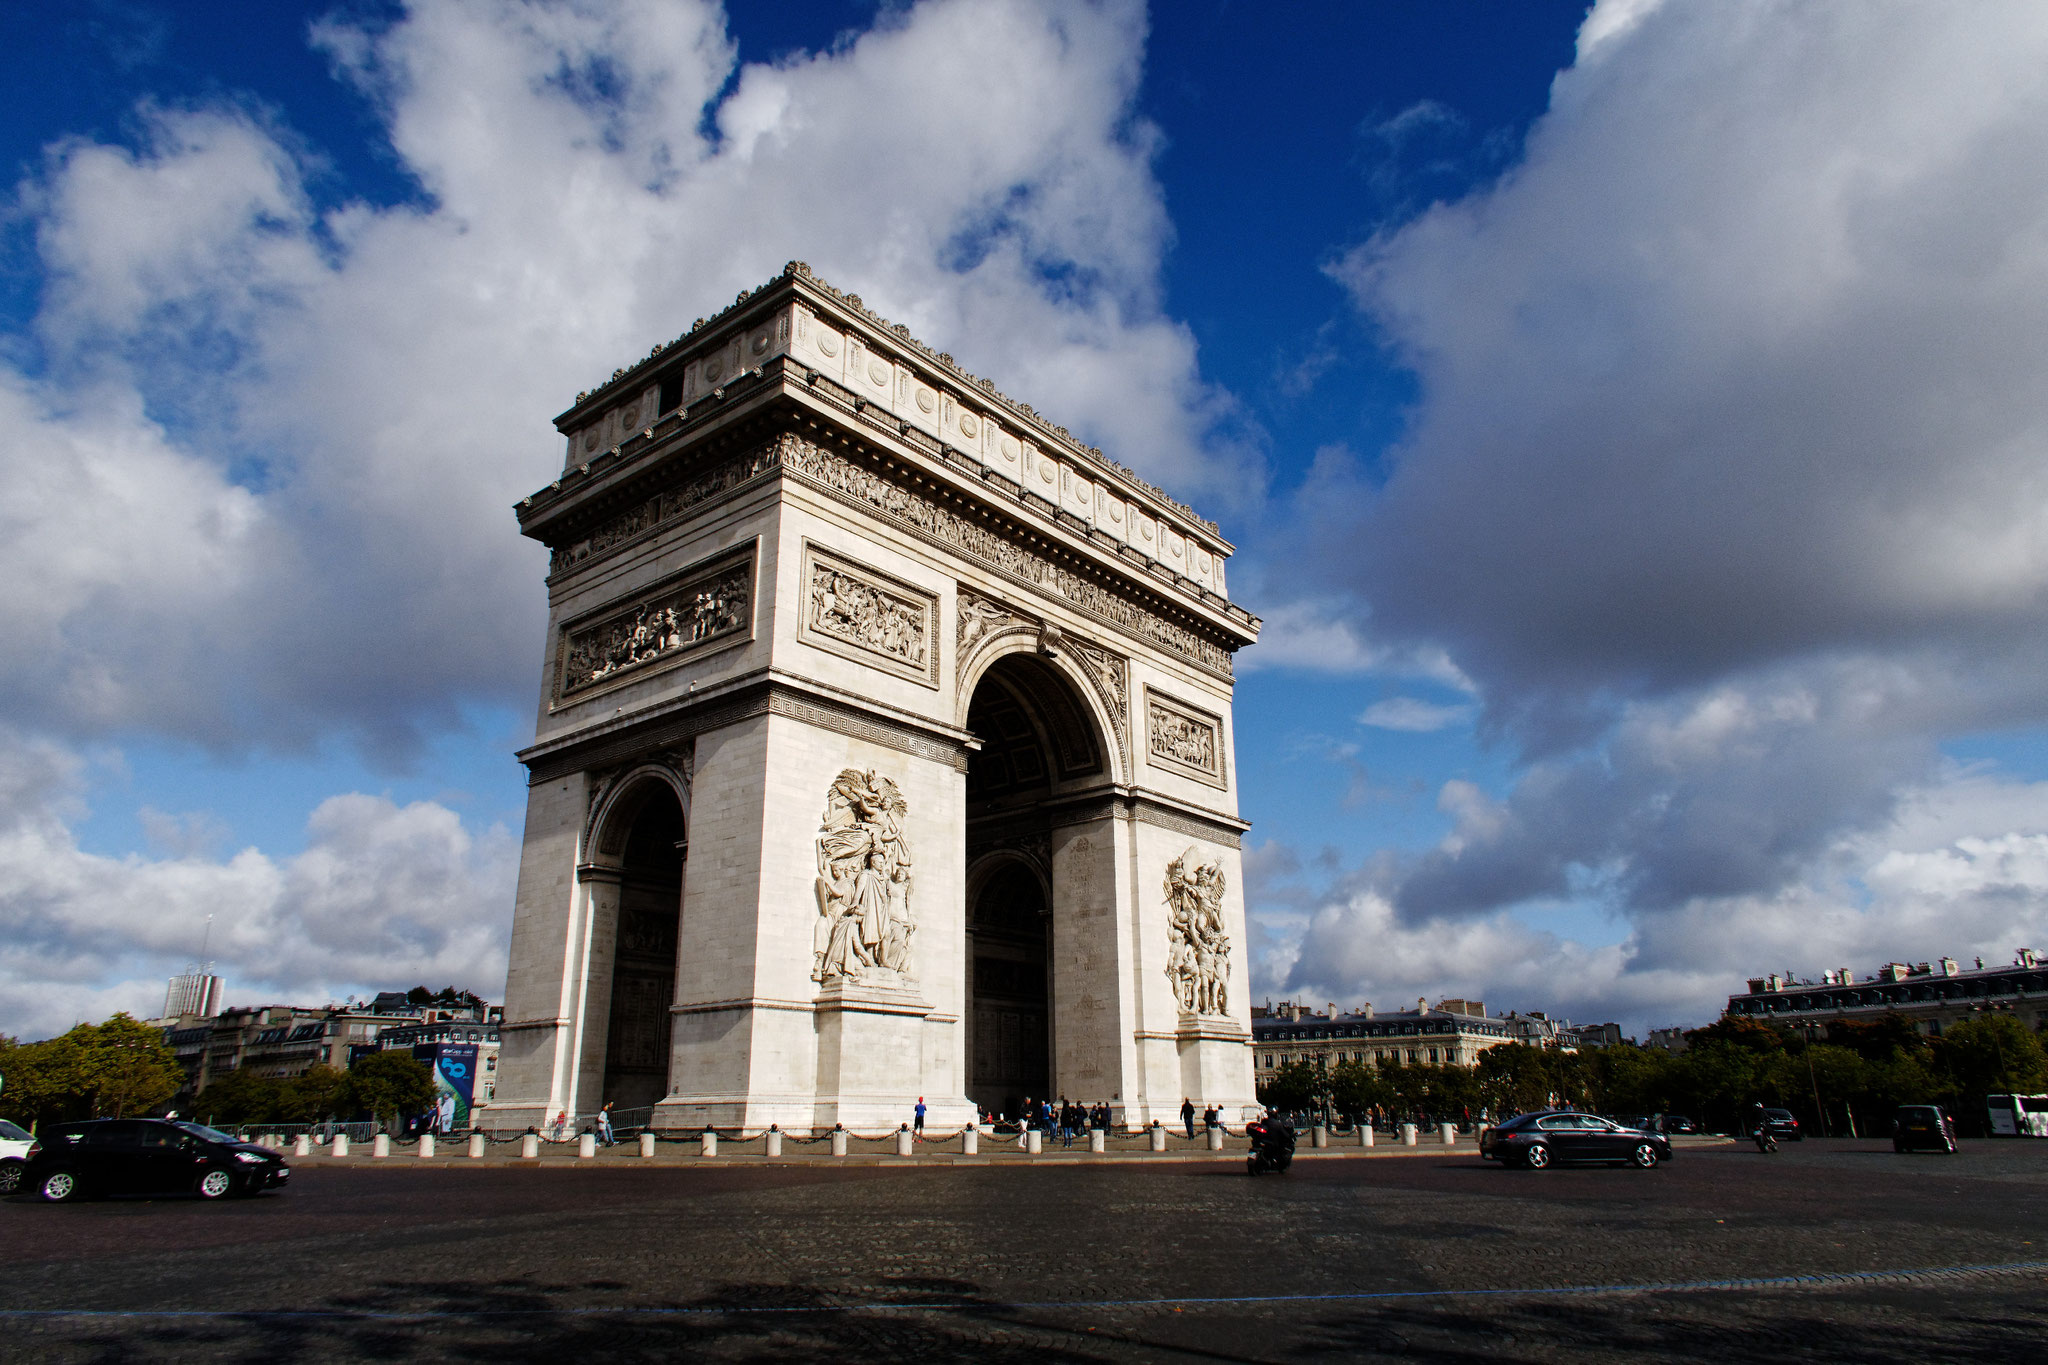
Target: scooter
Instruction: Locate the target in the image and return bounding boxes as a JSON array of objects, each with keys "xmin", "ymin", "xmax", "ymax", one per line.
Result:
[
  {"xmin": 1246, "ymin": 1120, "xmax": 1296, "ymax": 1175},
  {"xmin": 1752, "ymin": 1126, "xmax": 1778, "ymax": 1154}
]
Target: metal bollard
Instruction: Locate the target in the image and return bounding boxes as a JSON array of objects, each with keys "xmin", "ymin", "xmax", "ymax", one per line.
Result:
[
  {"xmin": 1207, "ymin": 1126, "xmax": 1225, "ymax": 1151},
  {"xmin": 1150, "ymin": 1121, "xmax": 1168, "ymax": 1152},
  {"xmin": 579, "ymin": 1132, "xmax": 597, "ymax": 1159},
  {"xmin": 765, "ymin": 1127, "xmax": 782, "ymax": 1157},
  {"xmin": 640, "ymin": 1131, "xmax": 657, "ymax": 1158},
  {"xmin": 293, "ymin": 1135, "xmax": 311, "ymax": 1157},
  {"xmin": 1361, "ymin": 1123, "xmax": 1375, "ymax": 1148},
  {"xmin": 418, "ymin": 1134, "xmax": 435, "ymax": 1159},
  {"xmin": 1401, "ymin": 1123, "xmax": 1419, "ymax": 1146},
  {"xmin": 468, "ymin": 1133, "xmax": 486, "ymax": 1159},
  {"xmin": 1027, "ymin": 1129, "xmax": 1043, "ymax": 1154},
  {"xmin": 520, "ymin": 1133, "xmax": 539, "ymax": 1160},
  {"xmin": 895, "ymin": 1125, "xmax": 913, "ymax": 1157},
  {"xmin": 700, "ymin": 1128, "xmax": 717, "ymax": 1158},
  {"xmin": 1440, "ymin": 1123, "xmax": 1457, "ymax": 1146},
  {"xmin": 1089, "ymin": 1129, "xmax": 1106, "ymax": 1153},
  {"xmin": 831, "ymin": 1126, "xmax": 848, "ymax": 1156},
  {"xmin": 331, "ymin": 1134, "xmax": 350, "ymax": 1158},
  {"xmin": 962, "ymin": 1125, "xmax": 978, "ymax": 1155},
  {"xmin": 1312, "ymin": 1124, "xmax": 1329, "ymax": 1149}
]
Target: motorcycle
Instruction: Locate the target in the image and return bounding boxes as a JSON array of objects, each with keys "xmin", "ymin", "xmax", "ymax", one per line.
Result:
[
  {"xmin": 1245, "ymin": 1119, "xmax": 1296, "ymax": 1176},
  {"xmin": 1752, "ymin": 1125, "xmax": 1778, "ymax": 1154}
]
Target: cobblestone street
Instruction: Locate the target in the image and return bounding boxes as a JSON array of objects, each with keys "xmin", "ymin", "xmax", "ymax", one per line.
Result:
[{"xmin": 4, "ymin": 1138, "xmax": 2044, "ymax": 1362}]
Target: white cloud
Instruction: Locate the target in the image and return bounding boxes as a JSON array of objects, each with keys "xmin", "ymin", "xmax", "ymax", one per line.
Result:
[
  {"xmin": 1358, "ymin": 696, "xmax": 1473, "ymax": 732},
  {"xmin": 0, "ymin": 729, "xmax": 516, "ymax": 1040}
]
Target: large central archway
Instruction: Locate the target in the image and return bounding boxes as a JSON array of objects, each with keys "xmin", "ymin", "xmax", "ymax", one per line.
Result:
[{"xmin": 961, "ymin": 649, "xmax": 1117, "ymax": 1121}]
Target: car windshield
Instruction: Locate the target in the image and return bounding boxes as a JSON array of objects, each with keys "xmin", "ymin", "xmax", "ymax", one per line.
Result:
[
  {"xmin": 171, "ymin": 1120, "xmax": 237, "ymax": 1144},
  {"xmin": 0, "ymin": 1119, "xmax": 31, "ymax": 1142}
]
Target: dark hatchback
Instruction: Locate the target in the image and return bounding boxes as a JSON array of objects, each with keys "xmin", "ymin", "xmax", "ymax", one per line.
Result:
[
  {"xmin": 1480, "ymin": 1111, "xmax": 1673, "ymax": 1170},
  {"xmin": 21, "ymin": 1118, "xmax": 290, "ymax": 1202},
  {"xmin": 1892, "ymin": 1104, "xmax": 1957, "ymax": 1154},
  {"xmin": 1756, "ymin": 1107, "xmax": 1803, "ymax": 1141}
]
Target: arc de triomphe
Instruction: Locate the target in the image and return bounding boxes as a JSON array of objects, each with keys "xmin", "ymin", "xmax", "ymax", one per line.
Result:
[{"xmin": 492, "ymin": 264, "xmax": 1260, "ymax": 1133}]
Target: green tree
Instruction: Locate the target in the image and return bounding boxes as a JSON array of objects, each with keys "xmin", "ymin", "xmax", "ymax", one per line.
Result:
[
  {"xmin": 1933, "ymin": 1015, "xmax": 2048, "ymax": 1112},
  {"xmin": 283, "ymin": 1065, "xmax": 349, "ymax": 1124},
  {"xmin": 78, "ymin": 1014, "xmax": 186, "ymax": 1119},
  {"xmin": 1685, "ymin": 1015, "xmax": 1792, "ymax": 1053},
  {"xmin": 1476, "ymin": 1044, "xmax": 1555, "ymax": 1117},
  {"xmin": 1256, "ymin": 1060, "xmax": 1319, "ymax": 1114},
  {"xmin": 342, "ymin": 1050, "xmax": 436, "ymax": 1126},
  {"xmin": 1328, "ymin": 1059, "xmax": 1389, "ymax": 1121},
  {"xmin": 196, "ymin": 1069, "xmax": 288, "ymax": 1126}
]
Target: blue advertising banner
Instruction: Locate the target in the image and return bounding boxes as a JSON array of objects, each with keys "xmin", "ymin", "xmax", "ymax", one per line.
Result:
[{"xmin": 414, "ymin": 1043, "xmax": 479, "ymax": 1131}]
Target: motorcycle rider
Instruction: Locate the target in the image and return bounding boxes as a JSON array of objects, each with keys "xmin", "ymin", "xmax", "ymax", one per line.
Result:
[
  {"xmin": 1748, "ymin": 1101, "xmax": 1777, "ymax": 1152},
  {"xmin": 1245, "ymin": 1108, "xmax": 1297, "ymax": 1173}
]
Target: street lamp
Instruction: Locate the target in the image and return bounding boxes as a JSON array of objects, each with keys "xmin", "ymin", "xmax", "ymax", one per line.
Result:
[{"xmin": 1800, "ymin": 1021, "xmax": 1829, "ymax": 1138}]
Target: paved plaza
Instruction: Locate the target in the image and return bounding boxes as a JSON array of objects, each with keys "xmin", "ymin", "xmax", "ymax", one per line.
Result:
[{"xmin": 4, "ymin": 1138, "xmax": 2044, "ymax": 1362}]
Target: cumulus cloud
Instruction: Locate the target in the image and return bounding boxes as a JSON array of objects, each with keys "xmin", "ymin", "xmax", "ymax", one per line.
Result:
[
  {"xmin": 6, "ymin": 0, "xmax": 1244, "ymax": 759},
  {"xmin": 1254, "ymin": 0, "xmax": 2048, "ymax": 1023},
  {"xmin": 1358, "ymin": 696, "xmax": 1473, "ymax": 733},
  {"xmin": 0, "ymin": 729, "xmax": 517, "ymax": 1040}
]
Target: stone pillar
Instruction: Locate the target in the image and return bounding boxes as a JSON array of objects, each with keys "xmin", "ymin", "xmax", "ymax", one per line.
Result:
[
  {"xmin": 1027, "ymin": 1129, "xmax": 1043, "ymax": 1154},
  {"xmin": 700, "ymin": 1128, "xmax": 718, "ymax": 1157},
  {"xmin": 1150, "ymin": 1122, "xmax": 1168, "ymax": 1152},
  {"xmin": 293, "ymin": 1135, "xmax": 311, "ymax": 1157},
  {"xmin": 469, "ymin": 1133, "xmax": 487, "ymax": 1159},
  {"xmin": 567, "ymin": 868, "xmax": 624, "ymax": 1120},
  {"xmin": 1361, "ymin": 1123, "xmax": 1375, "ymax": 1147},
  {"xmin": 1440, "ymin": 1122, "xmax": 1457, "ymax": 1145},
  {"xmin": 831, "ymin": 1126, "xmax": 848, "ymax": 1156},
  {"xmin": 962, "ymin": 1125, "xmax": 978, "ymax": 1155},
  {"xmin": 1400, "ymin": 1123, "xmax": 1418, "ymax": 1146},
  {"xmin": 418, "ymin": 1134, "xmax": 435, "ymax": 1159},
  {"xmin": 371, "ymin": 1134, "xmax": 391, "ymax": 1159},
  {"xmin": 520, "ymin": 1133, "xmax": 539, "ymax": 1159},
  {"xmin": 765, "ymin": 1127, "xmax": 783, "ymax": 1157},
  {"xmin": 640, "ymin": 1131, "xmax": 657, "ymax": 1158},
  {"xmin": 578, "ymin": 1132, "xmax": 597, "ymax": 1158},
  {"xmin": 894, "ymin": 1125, "xmax": 913, "ymax": 1156},
  {"xmin": 1312, "ymin": 1124, "xmax": 1329, "ymax": 1148},
  {"xmin": 1089, "ymin": 1129, "xmax": 1106, "ymax": 1153},
  {"xmin": 1206, "ymin": 1126, "xmax": 1224, "ymax": 1151},
  {"xmin": 331, "ymin": 1134, "xmax": 350, "ymax": 1158}
]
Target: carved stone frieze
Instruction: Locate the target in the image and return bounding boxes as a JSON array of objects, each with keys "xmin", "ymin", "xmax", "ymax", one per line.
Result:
[
  {"xmin": 1164, "ymin": 846, "xmax": 1230, "ymax": 1017},
  {"xmin": 550, "ymin": 443, "xmax": 783, "ymax": 577},
  {"xmin": 778, "ymin": 435, "xmax": 1236, "ymax": 677},
  {"xmin": 555, "ymin": 546, "xmax": 754, "ymax": 703},
  {"xmin": 1145, "ymin": 687, "xmax": 1225, "ymax": 786},
  {"xmin": 1066, "ymin": 635, "xmax": 1130, "ymax": 765},
  {"xmin": 812, "ymin": 769, "xmax": 917, "ymax": 986},
  {"xmin": 956, "ymin": 586, "xmax": 1031, "ymax": 681},
  {"xmin": 799, "ymin": 543, "xmax": 939, "ymax": 687}
]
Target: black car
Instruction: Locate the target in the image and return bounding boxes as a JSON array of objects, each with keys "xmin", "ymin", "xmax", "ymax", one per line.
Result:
[
  {"xmin": 1754, "ymin": 1107, "xmax": 1803, "ymax": 1141},
  {"xmin": 22, "ymin": 1118, "xmax": 291, "ymax": 1202},
  {"xmin": 1660, "ymin": 1114, "xmax": 1699, "ymax": 1135},
  {"xmin": 1892, "ymin": 1104, "xmax": 1957, "ymax": 1154},
  {"xmin": 1480, "ymin": 1111, "xmax": 1673, "ymax": 1169}
]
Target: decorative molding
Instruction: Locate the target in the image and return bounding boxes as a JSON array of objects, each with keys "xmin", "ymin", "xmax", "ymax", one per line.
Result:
[
  {"xmin": 553, "ymin": 543, "xmax": 755, "ymax": 705},
  {"xmin": 1067, "ymin": 635, "xmax": 1130, "ymax": 771},
  {"xmin": 522, "ymin": 677, "xmax": 973, "ymax": 784},
  {"xmin": 1165, "ymin": 846, "xmax": 1231, "ymax": 1018},
  {"xmin": 778, "ymin": 435, "xmax": 1236, "ymax": 678},
  {"xmin": 1144, "ymin": 686, "xmax": 1226, "ymax": 788},
  {"xmin": 1128, "ymin": 797, "xmax": 1243, "ymax": 849},
  {"xmin": 812, "ymin": 769, "xmax": 917, "ymax": 987},
  {"xmin": 799, "ymin": 541, "xmax": 939, "ymax": 687},
  {"xmin": 956, "ymin": 586, "xmax": 1033, "ymax": 684},
  {"xmin": 549, "ymin": 442, "xmax": 783, "ymax": 577}
]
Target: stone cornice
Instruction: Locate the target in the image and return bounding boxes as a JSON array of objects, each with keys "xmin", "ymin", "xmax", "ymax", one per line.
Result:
[{"xmin": 555, "ymin": 262, "xmax": 1224, "ymax": 543}]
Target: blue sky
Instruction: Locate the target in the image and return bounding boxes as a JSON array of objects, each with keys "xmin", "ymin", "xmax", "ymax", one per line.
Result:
[{"xmin": 5, "ymin": 0, "xmax": 2048, "ymax": 1040}]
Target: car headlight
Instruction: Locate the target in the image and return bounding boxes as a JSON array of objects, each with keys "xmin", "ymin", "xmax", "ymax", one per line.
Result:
[{"xmin": 234, "ymin": 1151, "xmax": 265, "ymax": 1164}]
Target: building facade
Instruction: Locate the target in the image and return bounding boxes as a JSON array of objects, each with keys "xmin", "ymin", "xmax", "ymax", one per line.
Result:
[
  {"xmin": 1725, "ymin": 950, "xmax": 2048, "ymax": 1036},
  {"xmin": 494, "ymin": 264, "xmax": 1261, "ymax": 1134},
  {"xmin": 1251, "ymin": 1000, "xmax": 1518, "ymax": 1082}
]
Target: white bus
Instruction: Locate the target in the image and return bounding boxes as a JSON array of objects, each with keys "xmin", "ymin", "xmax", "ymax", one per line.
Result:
[{"xmin": 1986, "ymin": 1094, "xmax": 2048, "ymax": 1137}]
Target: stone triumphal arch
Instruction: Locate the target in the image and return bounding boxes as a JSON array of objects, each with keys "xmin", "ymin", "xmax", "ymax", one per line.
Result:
[{"xmin": 492, "ymin": 264, "xmax": 1260, "ymax": 1132}]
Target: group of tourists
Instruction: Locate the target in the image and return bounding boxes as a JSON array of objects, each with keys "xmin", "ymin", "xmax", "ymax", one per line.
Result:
[
  {"xmin": 1179, "ymin": 1097, "xmax": 1228, "ymax": 1139},
  {"xmin": 995, "ymin": 1096, "xmax": 1114, "ymax": 1145}
]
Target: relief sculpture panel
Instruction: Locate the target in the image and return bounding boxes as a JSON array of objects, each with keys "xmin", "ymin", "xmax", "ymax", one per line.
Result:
[
  {"xmin": 555, "ymin": 545, "xmax": 754, "ymax": 703},
  {"xmin": 812, "ymin": 769, "xmax": 917, "ymax": 985},
  {"xmin": 1164, "ymin": 847, "xmax": 1230, "ymax": 1017},
  {"xmin": 800, "ymin": 543, "xmax": 939, "ymax": 687},
  {"xmin": 1145, "ymin": 687, "xmax": 1225, "ymax": 786}
]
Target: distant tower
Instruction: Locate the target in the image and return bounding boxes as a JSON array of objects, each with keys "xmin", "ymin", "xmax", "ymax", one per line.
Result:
[{"xmin": 162, "ymin": 914, "xmax": 223, "ymax": 1019}]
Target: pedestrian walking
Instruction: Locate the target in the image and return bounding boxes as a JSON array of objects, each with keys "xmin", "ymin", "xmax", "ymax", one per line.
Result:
[
  {"xmin": 913, "ymin": 1096, "xmax": 927, "ymax": 1134},
  {"xmin": 596, "ymin": 1103, "xmax": 615, "ymax": 1147},
  {"xmin": 1018, "ymin": 1097, "xmax": 1033, "ymax": 1148},
  {"xmin": 1204, "ymin": 1104, "xmax": 1220, "ymax": 1135},
  {"xmin": 551, "ymin": 1110, "xmax": 569, "ymax": 1142},
  {"xmin": 1181, "ymin": 1097, "xmax": 1196, "ymax": 1140}
]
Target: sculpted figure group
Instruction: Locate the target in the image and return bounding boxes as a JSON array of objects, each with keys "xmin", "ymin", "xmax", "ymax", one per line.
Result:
[
  {"xmin": 812, "ymin": 769, "xmax": 917, "ymax": 985},
  {"xmin": 1164, "ymin": 846, "xmax": 1230, "ymax": 1016}
]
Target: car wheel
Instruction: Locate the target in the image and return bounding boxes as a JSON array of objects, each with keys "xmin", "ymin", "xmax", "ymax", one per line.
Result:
[
  {"xmin": 1630, "ymin": 1142, "xmax": 1659, "ymax": 1169},
  {"xmin": 39, "ymin": 1168, "xmax": 83, "ymax": 1203},
  {"xmin": 1523, "ymin": 1143, "xmax": 1552, "ymax": 1170},
  {"xmin": 197, "ymin": 1168, "xmax": 236, "ymax": 1201},
  {"xmin": 0, "ymin": 1159, "xmax": 22, "ymax": 1195}
]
